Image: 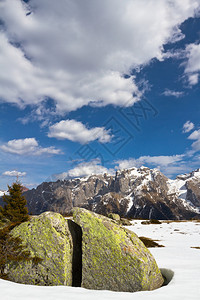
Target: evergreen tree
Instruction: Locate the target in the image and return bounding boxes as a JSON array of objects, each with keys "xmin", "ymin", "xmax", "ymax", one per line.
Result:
[{"xmin": 1, "ymin": 182, "xmax": 30, "ymax": 224}]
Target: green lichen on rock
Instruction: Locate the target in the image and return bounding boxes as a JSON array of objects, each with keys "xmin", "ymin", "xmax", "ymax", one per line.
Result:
[
  {"xmin": 7, "ymin": 212, "xmax": 73, "ymax": 286},
  {"xmin": 73, "ymin": 207, "xmax": 164, "ymax": 292},
  {"xmin": 4, "ymin": 209, "xmax": 164, "ymax": 292}
]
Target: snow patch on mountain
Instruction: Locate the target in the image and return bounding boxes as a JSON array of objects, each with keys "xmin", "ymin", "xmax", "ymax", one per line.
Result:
[
  {"xmin": 167, "ymin": 169, "xmax": 200, "ymax": 214},
  {"xmin": 23, "ymin": 166, "xmax": 200, "ymax": 219},
  {"xmin": 167, "ymin": 179, "xmax": 187, "ymax": 199}
]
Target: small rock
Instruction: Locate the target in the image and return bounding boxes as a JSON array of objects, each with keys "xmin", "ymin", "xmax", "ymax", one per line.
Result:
[
  {"xmin": 107, "ymin": 213, "xmax": 121, "ymax": 222},
  {"xmin": 120, "ymin": 218, "xmax": 132, "ymax": 226}
]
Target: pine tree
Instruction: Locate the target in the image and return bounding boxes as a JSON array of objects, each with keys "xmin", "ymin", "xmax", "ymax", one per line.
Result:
[{"xmin": 1, "ymin": 182, "xmax": 30, "ymax": 224}]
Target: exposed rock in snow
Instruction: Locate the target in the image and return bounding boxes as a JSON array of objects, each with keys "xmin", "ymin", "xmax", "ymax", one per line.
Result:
[{"xmin": 167, "ymin": 168, "xmax": 200, "ymax": 213}]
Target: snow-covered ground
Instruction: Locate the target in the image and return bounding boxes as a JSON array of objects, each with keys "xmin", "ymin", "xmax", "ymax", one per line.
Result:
[{"xmin": 1, "ymin": 220, "xmax": 200, "ymax": 300}]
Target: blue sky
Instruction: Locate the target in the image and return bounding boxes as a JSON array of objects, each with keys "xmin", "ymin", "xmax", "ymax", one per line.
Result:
[{"xmin": 0, "ymin": 0, "xmax": 200, "ymax": 190}]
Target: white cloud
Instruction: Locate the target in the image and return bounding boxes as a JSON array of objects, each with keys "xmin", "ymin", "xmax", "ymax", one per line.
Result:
[
  {"xmin": 188, "ymin": 130, "xmax": 200, "ymax": 140},
  {"xmin": 18, "ymin": 103, "xmax": 57, "ymax": 127},
  {"xmin": 54, "ymin": 153, "xmax": 195, "ymax": 181},
  {"xmin": 162, "ymin": 49, "xmax": 186, "ymax": 60},
  {"xmin": 114, "ymin": 154, "xmax": 200, "ymax": 178},
  {"xmin": 188, "ymin": 129, "xmax": 200, "ymax": 152},
  {"xmin": 3, "ymin": 170, "xmax": 27, "ymax": 177},
  {"xmin": 141, "ymin": 155, "xmax": 185, "ymax": 166},
  {"xmin": 156, "ymin": 163, "xmax": 194, "ymax": 178},
  {"xmin": 185, "ymin": 43, "xmax": 200, "ymax": 85},
  {"xmin": 163, "ymin": 89, "xmax": 184, "ymax": 98},
  {"xmin": 115, "ymin": 155, "xmax": 185, "ymax": 170},
  {"xmin": 0, "ymin": 138, "xmax": 62, "ymax": 156},
  {"xmin": 188, "ymin": 73, "xmax": 199, "ymax": 85},
  {"xmin": 53, "ymin": 159, "xmax": 112, "ymax": 180},
  {"xmin": 48, "ymin": 120, "xmax": 112, "ymax": 144},
  {"xmin": 182, "ymin": 120, "xmax": 194, "ymax": 133},
  {"xmin": 114, "ymin": 158, "xmax": 138, "ymax": 170},
  {"xmin": 0, "ymin": 0, "xmax": 199, "ymax": 113}
]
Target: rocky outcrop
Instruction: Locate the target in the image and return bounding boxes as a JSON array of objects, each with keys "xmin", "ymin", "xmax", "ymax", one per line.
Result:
[
  {"xmin": 6, "ymin": 209, "xmax": 163, "ymax": 292},
  {"xmin": 73, "ymin": 208, "xmax": 164, "ymax": 292},
  {"xmin": 167, "ymin": 168, "xmax": 200, "ymax": 217},
  {"xmin": 185, "ymin": 178, "xmax": 200, "ymax": 207},
  {"xmin": 7, "ymin": 212, "xmax": 73, "ymax": 286},
  {"xmin": 23, "ymin": 167, "xmax": 200, "ymax": 220}
]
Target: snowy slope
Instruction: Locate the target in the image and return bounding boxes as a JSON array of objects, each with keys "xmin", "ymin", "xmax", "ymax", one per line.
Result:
[{"xmin": 1, "ymin": 220, "xmax": 200, "ymax": 300}]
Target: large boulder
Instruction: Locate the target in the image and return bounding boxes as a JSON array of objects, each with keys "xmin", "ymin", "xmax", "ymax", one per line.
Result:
[
  {"xmin": 73, "ymin": 207, "xmax": 164, "ymax": 292},
  {"xmin": 6, "ymin": 212, "xmax": 73, "ymax": 286},
  {"xmin": 5, "ymin": 209, "xmax": 163, "ymax": 292}
]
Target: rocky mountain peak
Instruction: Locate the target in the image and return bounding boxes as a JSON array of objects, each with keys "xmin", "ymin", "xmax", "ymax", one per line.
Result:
[
  {"xmin": 176, "ymin": 168, "xmax": 200, "ymax": 181},
  {"xmin": 22, "ymin": 166, "xmax": 200, "ymax": 220}
]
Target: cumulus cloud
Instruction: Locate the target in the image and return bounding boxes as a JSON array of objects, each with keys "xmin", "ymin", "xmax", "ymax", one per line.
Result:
[
  {"xmin": 0, "ymin": 0, "xmax": 199, "ymax": 113},
  {"xmin": 0, "ymin": 138, "xmax": 62, "ymax": 156},
  {"xmin": 185, "ymin": 43, "xmax": 200, "ymax": 85},
  {"xmin": 53, "ymin": 159, "xmax": 112, "ymax": 180},
  {"xmin": 182, "ymin": 120, "xmax": 195, "ymax": 133},
  {"xmin": 163, "ymin": 89, "xmax": 184, "ymax": 98},
  {"xmin": 48, "ymin": 119, "xmax": 112, "ymax": 144},
  {"xmin": 188, "ymin": 129, "xmax": 200, "ymax": 152},
  {"xmin": 2, "ymin": 170, "xmax": 26, "ymax": 177}
]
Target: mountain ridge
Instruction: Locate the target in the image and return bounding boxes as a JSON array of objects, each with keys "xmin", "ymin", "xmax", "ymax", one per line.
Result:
[{"xmin": 22, "ymin": 166, "xmax": 200, "ymax": 220}]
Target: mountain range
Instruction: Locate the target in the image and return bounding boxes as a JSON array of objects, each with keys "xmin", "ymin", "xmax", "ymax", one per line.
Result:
[{"xmin": 22, "ymin": 167, "xmax": 200, "ymax": 220}]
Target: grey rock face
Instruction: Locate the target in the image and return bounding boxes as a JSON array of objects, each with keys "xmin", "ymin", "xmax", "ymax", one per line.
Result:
[
  {"xmin": 186, "ymin": 178, "xmax": 200, "ymax": 207},
  {"xmin": 23, "ymin": 167, "xmax": 200, "ymax": 220}
]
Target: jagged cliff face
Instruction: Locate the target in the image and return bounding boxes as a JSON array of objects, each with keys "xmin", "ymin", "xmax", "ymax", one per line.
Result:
[{"xmin": 24, "ymin": 167, "xmax": 200, "ymax": 220}]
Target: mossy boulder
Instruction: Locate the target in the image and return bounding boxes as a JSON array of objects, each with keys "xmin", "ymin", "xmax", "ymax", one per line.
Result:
[
  {"xmin": 6, "ymin": 212, "xmax": 73, "ymax": 286},
  {"xmin": 4, "ymin": 209, "xmax": 164, "ymax": 292},
  {"xmin": 73, "ymin": 207, "xmax": 164, "ymax": 292}
]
